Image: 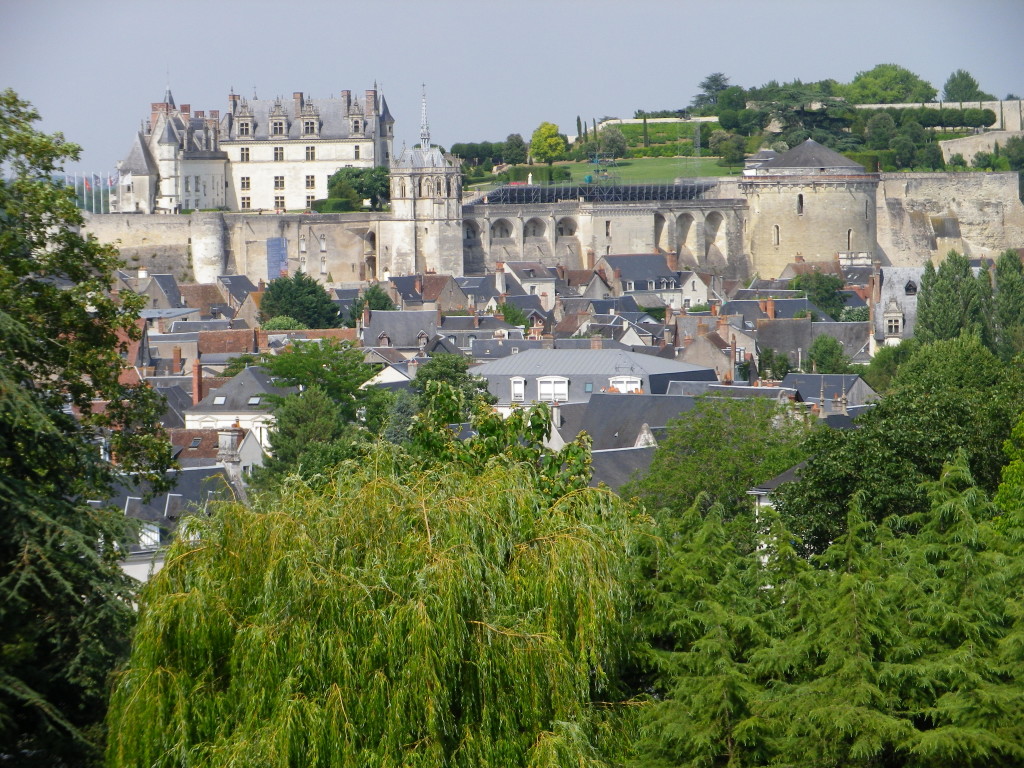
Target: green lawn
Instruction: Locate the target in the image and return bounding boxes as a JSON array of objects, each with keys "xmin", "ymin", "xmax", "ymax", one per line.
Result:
[{"xmin": 466, "ymin": 156, "xmax": 741, "ymax": 191}]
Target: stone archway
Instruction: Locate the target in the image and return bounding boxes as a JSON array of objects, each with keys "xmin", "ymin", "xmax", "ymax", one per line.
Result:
[
  {"xmin": 524, "ymin": 217, "xmax": 546, "ymax": 238},
  {"xmin": 463, "ymin": 220, "xmax": 485, "ymax": 274},
  {"xmin": 490, "ymin": 218, "xmax": 514, "ymax": 242},
  {"xmin": 654, "ymin": 213, "xmax": 668, "ymax": 253},
  {"xmin": 676, "ymin": 213, "xmax": 699, "ymax": 268},
  {"xmin": 704, "ymin": 211, "xmax": 728, "ymax": 271},
  {"xmin": 363, "ymin": 231, "xmax": 377, "ymax": 281}
]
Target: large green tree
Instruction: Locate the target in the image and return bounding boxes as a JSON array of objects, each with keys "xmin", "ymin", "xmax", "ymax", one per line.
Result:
[
  {"xmin": 502, "ymin": 133, "xmax": 528, "ymax": 165},
  {"xmin": 346, "ymin": 282, "xmax": 395, "ymax": 327},
  {"xmin": 791, "ymin": 270, "xmax": 846, "ymax": 319},
  {"xmin": 991, "ymin": 249, "xmax": 1024, "ymax": 361},
  {"xmin": 840, "ymin": 63, "xmax": 937, "ymax": 104},
  {"xmin": 529, "ymin": 121, "xmax": 567, "ymax": 166},
  {"xmin": 915, "ymin": 251, "xmax": 987, "ymax": 345},
  {"xmin": 327, "ymin": 166, "xmax": 390, "ymax": 210},
  {"xmin": 0, "ymin": 89, "xmax": 171, "ymax": 765},
  {"xmin": 410, "ymin": 353, "xmax": 495, "ymax": 410},
  {"xmin": 259, "ymin": 271, "xmax": 340, "ymax": 329},
  {"xmin": 776, "ymin": 334, "xmax": 1024, "ymax": 553},
  {"xmin": 807, "ymin": 334, "xmax": 849, "ymax": 373},
  {"xmin": 106, "ymin": 400, "xmax": 646, "ymax": 767},
  {"xmin": 942, "ymin": 69, "xmax": 996, "ymax": 102},
  {"xmin": 690, "ymin": 72, "xmax": 731, "ymax": 112},
  {"xmin": 624, "ymin": 396, "xmax": 812, "ymax": 522}
]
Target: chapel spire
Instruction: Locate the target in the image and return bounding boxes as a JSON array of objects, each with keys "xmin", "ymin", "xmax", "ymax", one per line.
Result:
[{"xmin": 419, "ymin": 83, "xmax": 430, "ymax": 150}]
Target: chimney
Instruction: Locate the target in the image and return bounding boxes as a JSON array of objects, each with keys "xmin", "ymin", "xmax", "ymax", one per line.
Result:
[
  {"xmin": 192, "ymin": 359, "xmax": 203, "ymax": 405},
  {"xmin": 436, "ymin": 306, "xmax": 443, "ymax": 326},
  {"xmin": 682, "ymin": 333, "xmax": 694, "ymax": 348},
  {"xmin": 766, "ymin": 297, "xmax": 776, "ymax": 319},
  {"xmin": 795, "ymin": 255, "xmax": 805, "ymax": 263},
  {"xmin": 590, "ymin": 334, "xmax": 603, "ymax": 350},
  {"xmin": 759, "ymin": 299, "xmax": 767, "ymax": 314},
  {"xmin": 556, "ymin": 264, "xmax": 566, "ymax": 280},
  {"xmin": 541, "ymin": 334, "xmax": 554, "ymax": 349},
  {"xmin": 473, "ymin": 314, "xmax": 480, "ymax": 329},
  {"xmin": 293, "ymin": 91, "xmax": 304, "ymax": 117},
  {"xmin": 340, "ymin": 90, "xmax": 352, "ymax": 113},
  {"xmin": 717, "ymin": 314, "xmax": 728, "ymax": 330},
  {"xmin": 664, "ymin": 248, "xmax": 678, "ymax": 271},
  {"xmin": 228, "ymin": 92, "xmax": 239, "ymax": 113},
  {"xmin": 172, "ymin": 345, "xmax": 182, "ymax": 374},
  {"xmin": 414, "ymin": 275, "xmax": 422, "ymax": 295},
  {"xmin": 696, "ymin": 319, "xmax": 708, "ymax": 336},
  {"xmin": 365, "ymin": 89, "xmax": 377, "ymax": 115},
  {"xmin": 217, "ymin": 426, "xmax": 248, "ymax": 504},
  {"xmin": 195, "ymin": 110, "xmax": 205, "ymax": 119},
  {"xmin": 258, "ymin": 279, "xmax": 266, "ymax": 291},
  {"xmin": 209, "ymin": 109, "xmax": 219, "ymax": 120},
  {"xmin": 180, "ymin": 104, "xmax": 190, "ymax": 117},
  {"xmin": 664, "ymin": 305, "xmax": 674, "ymax": 324},
  {"xmin": 138, "ymin": 267, "xmax": 149, "ymax": 279},
  {"xmin": 494, "ymin": 264, "xmax": 506, "ymax": 294},
  {"xmin": 363, "ymin": 303, "xmax": 372, "ymax": 328},
  {"xmin": 711, "ymin": 303, "xmax": 719, "ymax": 316},
  {"xmin": 614, "ymin": 267, "xmax": 622, "ymax": 280}
]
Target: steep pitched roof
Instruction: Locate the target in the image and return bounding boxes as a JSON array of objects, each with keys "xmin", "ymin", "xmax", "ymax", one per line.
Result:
[{"xmin": 761, "ymin": 139, "xmax": 866, "ymax": 173}]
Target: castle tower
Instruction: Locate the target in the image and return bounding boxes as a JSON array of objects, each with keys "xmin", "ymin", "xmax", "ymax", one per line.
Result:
[
  {"xmin": 379, "ymin": 85, "xmax": 463, "ymax": 277},
  {"xmin": 739, "ymin": 140, "xmax": 878, "ymax": 279}
]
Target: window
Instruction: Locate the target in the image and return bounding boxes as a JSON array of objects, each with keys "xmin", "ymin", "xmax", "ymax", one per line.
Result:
[
  {"xmin": 139, "ymin": 522, "xmax": 160, "ymax": 550},
  {"xmin": 905, "ymin": 281, "xmax": 917, "ymax": 295},
  {"xmin": 609, "ymin": 376, "xmax": 642, "ymax": 393},
  {"xmin": 605, "ymin": 220, "xmax": 611, "ymax": 237},
  {"xmin": 271, "ymin": 120, "xmax": 285, "ymax": 136},
  {"xmin": 238, "ymin": 121, "xmax": 250, "ymax": 137},
  {"xmin": 240, "ymin": 147, "xmax": 250, "ymax": 161},
  {"xmin": 247, "ymin": 395, "xmax": 262, "ymax": 406},
  {"xmin": 240, "ymin": 196, "xmax": 250, "ymax": 209},
  {"xmin": 320, "ymin": 255, "xmax": 327, "ymax": 274},
  {"xmin": 584, "ymin": 382, "xmax": 594, "ymax": 393},
  {"xmin": 305, "ymin": 145, "xmax": 315, "ymax": 161},
  {"xmin": 648, "ymin": 280, "xmax": 655, "ymax": 290},
  {"xmin": 303, "ymin": 120, "xmax": 316, "ymax": 135},
  {"xmin": 511, "ymin": 377, "xmax": 526, "ymax": 402},
  {"xmin": 772, "ymin": 224, "xmax": 780, "ymax": 246},
  {"xmin": 274, "ymin": 195, "xmax": 285, "ymax": 209},
  {"xmin": 306, "ymin": 195, "xmax": 316, "ymax": 209},
  {"xmin": 189, "ymin": 437, "xmax": 202, "ymax": 448},
  {"xmin": 887, "ymin": 317, "xmax": 901, "ymax": 335},
  {"xmin": 537, "ymin": 376, "xmax": 569, "ymax": 403},
  {"xmin": 354, "ymin": 145, "xmax": 361, "ymax": 160},
  {"xmin": 352, "ymin": 119, "xmax": 360, "ymax": 132},
  {"xmin": 625, "ymin": 281, "xmax": 634, "ymax": 291},
  {"xmin": 274, "ymin": 176, "xmax": 285, "ymax": 190},
  {"xmin": 797, "ymin": 193, "xmax": 804, "ymax": 215},
  {"xmin": 240, "ymin": 176, "xmax": 250, "ymax": 190},
  {"xmin": 319, "ymin": 234, "xmax": 327, "ymax": 252},
  {"xmin": 213, "ymin": 395, "xmax": 226, "ymax": 405},
  {"xmin": 299, "ymin": 236, "xmax": 306, "ymax": 253},
  {"xmin": 184, "ymin": 177, "xmax": 190, "ymax": 192},
  {"xmin": 274, "ymin": 146, "xmax": 284, "ymax": 161},
  {"xmin": 305, "ymin": 174, "xmax": 315, "ymax": 189}
]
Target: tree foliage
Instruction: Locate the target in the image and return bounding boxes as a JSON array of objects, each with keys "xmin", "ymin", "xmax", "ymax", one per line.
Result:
[
  {"xmin": 915, "ymin": 251, "xmax": 987, "ymax": 346},
  {"xmin": 624, "ymin": 396, "xmax": 812, "ymax": 522},
  {"xmin": 943, "ymin": 69, "xmax": 996, "ymax": 102},
  {"xmin": 690, "ymin": 72, "xmax": 731, "ymax": 112},
  {"xmin": 410, "ymin": 353, "xmax": 496, "ymax": 411},
  {"xmin": 840, "ymin": 63, "xmax": 937, "ymax": 104},
  {"xmin": 807, "ymin": 334, "xmax": 849, "ymax": 373},
  {"xmin": 327, "ymin": 166, "xmax": 390, "ymax": 210},
  {"xmin": 259, "ymin": 271, "xmax": 340, "ymax": 329},
  {"xmin": 598, "ymin": 125, "xmax": 627, "ymax": 158},
  {"xmin": 0, "ymin": 89, "xmax": 171, "ymax": 765},
  {"xmin": 529, "ymin": 121, "xmax": 567, "ymax": 165},
  {"xmin": 791, "ymin": 270, "xmax": 846, "ymax": 320},
  {"xmin": 347, "ymin": 282, "xmax": 395, "ymax": 327},
  {"xmin": 107, "ymin": 398, "xmax": 647, "ymax": 767},
  {"xmin": 502, "ymin": 133, "xmax": 528, "ymax": 165}
]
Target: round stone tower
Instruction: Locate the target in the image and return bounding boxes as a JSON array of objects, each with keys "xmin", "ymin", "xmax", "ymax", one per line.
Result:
[{"xmin": 739, "ymin": 139, "xmax": 878, "ymax": 278}]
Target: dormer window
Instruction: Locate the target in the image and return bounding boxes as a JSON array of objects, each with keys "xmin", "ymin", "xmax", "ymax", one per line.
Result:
[
  {"xmin": 905, "ymin": 281, "xmax": 917, "ymax": 295},
  {"xmin": 238, "ymin": 121, "xmax": 251, "ymax": 137},
  {"xmin": 352, "ymin": 119, "xmax": 361, "ymax": 133},
  {"xmin": 303, "ymin": 119, "xmax": 317, "ymax": 135},
  {"xmin": 271, "ymin": 120, "xmax": 285, "ymax": 136}
]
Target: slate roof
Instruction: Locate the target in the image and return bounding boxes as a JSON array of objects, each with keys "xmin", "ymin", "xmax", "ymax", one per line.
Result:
[
  {"xmin": 363, "ymin": 310, "xmax": 438, "ymax": 348},
  {"xmin": 760, "ymin": 139, "xmax": 866, "ymax": 173},
  {"xmin": 562, "ymin": 393, "xmax": 698, "ymax": 450},
  {"xmin": 875, "ymin": 266, "xmax": 925, "ymax": 340},
  {"xmin": 155, "ymin": 384, "xmax": 193, "ymax": 428},
  {"xmin": 589, "ymin": 446, "xmax": 656, "ymax": 490},
  {"xmin": 121, "ymin": 132, "xmax": 156, "ymax": 175},
  {"xmin": 189, "ymin": 366, "xmax": 295, "ymax": 412},
  {"xmin": 602, "ymin": 254, "xmax": 680, "ymax": 283},
  {"xmin": 221, "ymin": 91, "xmax": 389, "ymax": 142},
  {"xmin": 218, "ymin": 275, "xmax": 257, "ymax": 306},
  {"xmin": 179, "ymin": 283, "xmax": 234, "ymax": 319},
  {"xmin": 469, "ymin": 348, "xmax": 712, "ymax": 378},
  {"xmin": 781, "ymin": 373, "xmax": 877, "ymax": 404}
]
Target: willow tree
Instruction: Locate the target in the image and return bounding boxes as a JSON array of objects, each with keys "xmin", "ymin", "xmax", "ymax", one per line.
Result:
[{"xmin": 107, "ymin": 437, "xmax": 647, "ymax": 767}]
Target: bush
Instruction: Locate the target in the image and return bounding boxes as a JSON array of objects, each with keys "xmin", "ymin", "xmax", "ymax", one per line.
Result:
[
  {"xmin": 498, "ymin": 165, "xmax": 571, "ymax": 183},
  {"xmin": 312, "ymin": 198, "xmax": 358, "ymax": 213}
]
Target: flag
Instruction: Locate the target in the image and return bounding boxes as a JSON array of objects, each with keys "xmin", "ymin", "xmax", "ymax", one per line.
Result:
[{"xmin": 84, "ymin": 178, "xmax": 91, "ymax": 191}]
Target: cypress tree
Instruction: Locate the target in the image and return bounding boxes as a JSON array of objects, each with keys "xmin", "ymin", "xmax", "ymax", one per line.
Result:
[
  {"xmin": 915, "ymin": 251, "xmax": 985, "ymax": 345},
  {"xmin": 992, "ymin": 249, "xmax": 1024, "ymax": 360}
]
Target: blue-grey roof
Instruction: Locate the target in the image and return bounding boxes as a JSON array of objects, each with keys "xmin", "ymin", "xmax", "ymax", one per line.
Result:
[
  {"xmin": 189, "ymin": 366, "xmax": 296, "ymax": 412},
  {"xmin": 603, "ymin": 254, "xmax": 680, "ymax": 283},
  {"xmin": 589, "ymin": 446, "xmax": 656, "ymax": 490},
  {"xmin": 470, "ymin": 348, "xmax": 712, "ymax": 378},
  {"xmin": 222, "ymin": 91, "xmax": 386, "ymax": 142},
  {"xmin": 761, "ymin": 139, "xmax": 866, "ymax": 174},
  {"xmin": 218, "ymin": 275, "xmax": 257, "ymax": 305},
  {"xmin": 781, "ymin": 373, "xmax": 877, "ymax": 404},
  {"xmin": 363, "ymin": 310, "xmax": 438, "ymax": 348}
]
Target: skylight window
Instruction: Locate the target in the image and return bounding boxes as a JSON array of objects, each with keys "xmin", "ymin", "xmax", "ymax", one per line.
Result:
[
  {"xmin": 213, "ymin": 396, "xmax": 226, "ymax": 405},
  {"xmin": 189, "ymin": 437, "xmax": 202, "ymax": 448},
  {"xmin": 247, "ymin": 395, "xmax": 262, "ymax": 405}
]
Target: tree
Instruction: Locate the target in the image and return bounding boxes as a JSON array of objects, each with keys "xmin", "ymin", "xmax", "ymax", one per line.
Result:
[
  {"xmin": 690, "ymin": 72, "xmax": 731, "ymax": 112},
  {"xmin": 859, "ymin": 338, "xmax": 919, "ymax": 393},
  {"xmin": 791, "ymin": 270, "xmax": 846, "ymax": 319},
  {"xmin": 890, "ymin": 134, "xmax": 917, "ymax": 169},
  {"xmin": 327, "ymin": 166, "xmax": 390, "ymax": 210},
  {"xmin": 529, "ymin": 121, "xmax": 566, "ymax": 165},
  {"xmin": 502, "ymin": 133, "xmax": 527, "ymax": 165},
  {"xmin": 1004, "ymin": 135, "xmax": 1024, "ymax": 171},
  {"xmin": 865, "ymin": 111, "xmax": 897, "ymax": 150},
  {"xmin": 260, "ymin": 271, "xmax": 340, "ymax": 329},
  {"xmin": 807, "ymin": 334, "xmax": 849, "ymax": 373},
  {"xmin": 261, "ymin": 315, "xmax": 308, "ymax": 330},
  {"xmin": 915, "ymin": 251, "xmax": 986, "ymax": 345},
  {"xmin": 598, "ymin": 125, "xmax": 627, "ymax": 158},
  {"xmin": 322, "ymin": 176, "xmax": 361, "ymax": 211},
  {"xmin": 776, "ymin": 334, "xmax": 1024, "ymax": 554},
  {"xmin": 624, "ymin": 396, "xmax": 812, "ymax": 521},
  {"xmin": 0, "ymin": 90, "xmax": 171, "ymax": 765},
  {"xmin": 717, "ymin": 133, "xmax": 747, "ymax": 166},
  {"xmin": 840, "ymin": 63, "xmax": 937, "ymax": 104},
  {"xmin": 106, "ymin": 403, "xmax": 646, "ymax": 767},
  {"xmin": 497, "ymin": 302, "xmax": 528, "ymax": 329},
  {"xmin": 942, "ymin": 69, "xmax": 996, "ymax": 102},
  {"xmin": 410, "ymin": 353, "xmax": 495, "ymax": 411},
  {"xmin": 991, "ymin": 249, "xmax": 1024, "ymax": 361},
  {"xmin": 347, "ymin": 282, "xmax": 395, "ymax": 327}
]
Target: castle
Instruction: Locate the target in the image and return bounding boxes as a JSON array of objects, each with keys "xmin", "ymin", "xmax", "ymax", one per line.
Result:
[
  {"xmin": 113, "ymin": 86, "xmax": 393, "ymax": 214},
  {"xmin": 96, "ymin": 86, "xmax": 1024, "ymax": 284}
]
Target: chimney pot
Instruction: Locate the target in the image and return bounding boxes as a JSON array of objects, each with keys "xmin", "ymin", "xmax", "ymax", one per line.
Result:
[
  {"xmin": 172, "ymin": 345, "xmax": 182, "ymax": 373},
  {"xmin": 192, "ymin": 358, "xmax": 203, "ymax": 405}
]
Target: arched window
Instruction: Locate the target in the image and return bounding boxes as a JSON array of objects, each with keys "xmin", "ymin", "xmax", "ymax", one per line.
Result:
[
  {"xmin": 797, "ymin": 194, "xmax": 804, "ymax": 215},
  {"xmin": 772, "ymin": 224, "xmax": 780, "ymax": 246}
]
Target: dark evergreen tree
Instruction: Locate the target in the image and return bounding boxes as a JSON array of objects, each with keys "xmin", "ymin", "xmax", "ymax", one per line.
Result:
[
  {"xmin": 915, "ymin": 252, "xmax": 986, "ymax": 345},
  {"xmin": 347, "ymin": 283, "xmax": 395, "ymax": 327},
  {"xmin": 260, "ymin": 271, "xmax": 341, "ymax": 329},
  {"xmin": 992, "ymin": 249, "xmax": 1024, "ymax": 361}
]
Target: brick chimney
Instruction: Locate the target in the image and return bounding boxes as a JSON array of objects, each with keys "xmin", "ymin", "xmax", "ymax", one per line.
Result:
[
  {"xmin": 766, "ymin": 297, "xmax": 776, "ymax": 319},
  {"xmin": 682, "ymin": 333, "xmax": 694, "ymax": 348},
  {"xmin": 556, "ymin": 264, "xmax": 566, "ymax": 280},
  {"xmin": 293, "ymin": 91, "xmax": 304, "ymax": 117},
  {"xmin": 228, "ymin": 92, "xmax": 240, "ymax": 114},
  {"xmin": 172, "ymin": 345, "xmax": 182, "ymax": 374},
  {"xmin": 717, "ymin": 314, "xmax": 728, "ymax": 330},
  {"xmin": 711, "ymin": 302, "xmax": 719, "ymax": 316},
  {"xmin": 363, "ymin": 303, "xmax": 372, "ymax": 328},
  {"xmin": 365, "ymin": 89, "xmax": 377, "ymax": 116},
  {"xmin": 414, "ymin": 275, "xmax": 422, "ymax": 295},
  {"xmin": 192, "ymin": 359, "xmax": 203, "ymax": 405},
  {"xmin": 340, "ymin": 90, "xmax": 351, "ymax": 113},
  {"xmin": 590, "ymin": 334, "xmax": 603, "ymax": 350},
  {"xmin": 180, "ymin": 104, "xmax": 190, "ymax": 117}
]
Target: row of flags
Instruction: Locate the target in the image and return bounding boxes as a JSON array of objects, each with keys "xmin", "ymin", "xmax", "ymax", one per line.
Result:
[{"xmin": 64, "ymin": 171, "xmax": 129, "ymax": 213}]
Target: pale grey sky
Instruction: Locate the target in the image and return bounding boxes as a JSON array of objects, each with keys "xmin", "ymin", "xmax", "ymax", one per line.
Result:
[{"xmin": 2, "ymin": 0, "xmax": 1022, "ymax": 174}]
